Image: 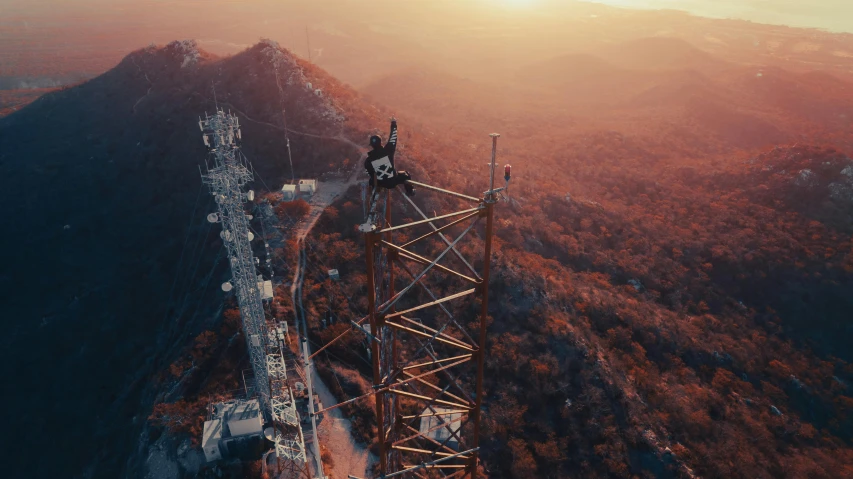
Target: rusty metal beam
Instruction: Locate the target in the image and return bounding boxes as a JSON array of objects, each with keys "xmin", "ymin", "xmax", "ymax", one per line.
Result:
[
  {"xmin": 401, "ymin": 354, "xmax": 473, "ymax": 371},
  {"xmin": 402, "ymin": 409, "xmax": 469, "ymax": 420},
  {"xmin": 385, "ymin": 288, "xmax": 476, "ymax": 321},
  {"xmin": 395, "ymin": 260, "xmax": 478, "ymax": 350},
  {"xmin": 401, "ymin": 191, "xmax": 482, "ymax": 281},
  {"xmin": 392, "ymin": 414, "xmax": 462, "ymax": 447},
  {"xmin": 378, "ymin": 207, "xmax": 482, "ymax": 234},
  {"xmin": 401, "ymin": 378, "xmax": 469, "ymax": 458},
  {"xmin": 405, "ymin": 180, "xmax": 482, "ymax": 203},
  {"xmin": 393, "ymin": 246, "xmax": 480, "ymax": 285},
  {"xmin": 394, "ymin": 323, "xmax": 477, "ymax": 406},
  {"xmin": 403, "ymin": 423, "xmax": 460, "ymax": 458},
  {"xmin": 400, "ymin": 210, "xmax": 481, "ymax": 249},
  {"xmin": 391, "ymin": 445, "xmax": 471, "ymax": 460},
  {"xmin": 366, "ymin": 232, "xmax": 386, "ymax": 474},
  {"xmin": 388, "ymin": 389, "xmax": 472, "ymax": 411},
  {"xmin": 399, "ymin": 316, "xmax": 475, "ymax": 350},
  {"xmin": 400, "ymin": 372, "xmax": 469, "ymax": 407},
  {"xmin": 379, "ymin": 219, "xmax": 479, "ymax": 315},
  {"xmin": 385, "ymin": 321, "xmax": 475, "ymax": 352},
  {"xmin": 313, "ymin": 357, "xmax": 471, "ymax": 416}
]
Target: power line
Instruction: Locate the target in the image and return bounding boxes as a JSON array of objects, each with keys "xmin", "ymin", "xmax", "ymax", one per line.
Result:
[{"xmin": 160, "ymin": 182, "xmax": 205, "ymax": 326}]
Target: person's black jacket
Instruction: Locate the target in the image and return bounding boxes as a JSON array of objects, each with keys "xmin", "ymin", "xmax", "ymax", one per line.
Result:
[{"xmin": 364, "ymin": 120, "xmax": 398, "ymax": 187}]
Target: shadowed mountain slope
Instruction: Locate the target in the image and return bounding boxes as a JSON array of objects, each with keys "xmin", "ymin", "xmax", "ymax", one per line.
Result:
[{"xmin": 0, "ymin": 39, "xmax": 381, "ymax": 478}]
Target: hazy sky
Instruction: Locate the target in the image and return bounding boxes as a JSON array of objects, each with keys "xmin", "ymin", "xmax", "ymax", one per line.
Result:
[
  {"xmin": 586, "ymin": 0, "xmax": 853, "ymax": 33},
  {"xmin": 2, "ymin": 0, "xmax": 851, "ymax": 33}
]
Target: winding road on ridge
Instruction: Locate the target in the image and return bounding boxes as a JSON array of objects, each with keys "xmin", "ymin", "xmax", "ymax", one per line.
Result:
[{"xmin": 288, "ymin": 161, "xmax": 375, "ymax": 479}]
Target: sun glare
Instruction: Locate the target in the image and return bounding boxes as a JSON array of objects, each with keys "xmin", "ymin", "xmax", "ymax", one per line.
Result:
[{"xmin": 501, "ymin": 0, "xmax": 537, "ymax": 8}]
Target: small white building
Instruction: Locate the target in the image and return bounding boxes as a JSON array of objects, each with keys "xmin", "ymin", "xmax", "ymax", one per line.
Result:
[
  {"xmin": 257, "ymin": 280, "xmax": 274, "ymax": 300},
  {"xmin": 281, "ymin": 184, "xmax": 297, "ymax": 201},
  {"xmin": 298, "ymin": 179, "xmax": 317, "ymax": 196},
  {"xmin": 202, "ymin": 418, "xmax": 223, "ymax": 462},
  {"xmin": 225, "ymin": 400, "xmax": 263, "ymax": 436},
  {"xmin": 419, "ymin": 407, "xmax": 463, "ymax": 450},
  {"xmin": 201, "ymin": 399, "xmax": 264, "ymax": 462}
]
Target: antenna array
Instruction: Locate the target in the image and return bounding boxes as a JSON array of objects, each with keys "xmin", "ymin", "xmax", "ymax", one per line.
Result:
[{"xmin": 199, "ymin": 110, "xmax": 307, "ymax": 475}]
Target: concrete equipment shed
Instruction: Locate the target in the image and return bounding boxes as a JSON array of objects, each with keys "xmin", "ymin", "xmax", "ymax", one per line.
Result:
[
  {"xmin": 298, "ymin": 179, "xmax": 317, "ymax": 195},
  {"xmin": 201, "ymin": 399, "xmax": 264, "ymax": 463},
  {"xmin": 202, "ymin": 418, "xmax": 223, "ymax": 462},
  {"xmin": 281, "ymin": 184, "xmax": 297, "ymax": 201}
]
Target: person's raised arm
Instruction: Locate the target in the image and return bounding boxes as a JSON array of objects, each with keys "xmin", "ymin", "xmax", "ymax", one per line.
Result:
[{"xmin": 386, "ymin": 117, "xmax": 398, "ymax": 158}]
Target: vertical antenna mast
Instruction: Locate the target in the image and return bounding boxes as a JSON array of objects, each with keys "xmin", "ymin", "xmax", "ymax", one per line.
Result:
[
  {"xmin": 201, "ymin": 111, "xmax": 270, "ymax": 415},
  {"xmin": 305, "ymin": 27, "xmax": 312, "ymax": 63},
  {"xmin": 199, "ymin": 110, "xmax": 307, "ymax": 475},
  {"xmin": 273, "ymin": 67, "xmax": 296, "ymax": 184}
]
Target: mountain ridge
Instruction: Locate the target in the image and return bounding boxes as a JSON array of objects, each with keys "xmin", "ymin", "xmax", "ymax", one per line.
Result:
[{"xmin": 0, "ymin": 38, "xmax": 380, "ymax": 479}]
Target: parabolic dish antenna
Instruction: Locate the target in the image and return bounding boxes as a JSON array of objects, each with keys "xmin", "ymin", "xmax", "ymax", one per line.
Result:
[
  {"xmin": 221, "ymin": 282, "xmax": 233, "ymax": 292},
  {"xmin": 246, "ymin": 215, "xmax": 253, "ymax": 220},
  {"xmin": 248, "ymin": 232, "xmax": 255, "ymax": 241},
  {"xmin": 219, "ymin": 230, "xmax": 233, "ymax": 242},
  {"xmin": 263, "ymin": 427, "xmax": 276, "ymax": 441},
  {"xmin": 247, "ymin": 190, "xmax": 255, "ymax": 201},
  {"xmin": 207, "ymin": 213, "xmax": 219, "ymax": 223}
]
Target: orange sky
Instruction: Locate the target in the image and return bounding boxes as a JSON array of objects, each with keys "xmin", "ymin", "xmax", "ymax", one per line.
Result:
[
  {"xmin": 582, "ymin": 0, "xmax": 852, "ymax": 32},
  {"xmin": 2, "ymin": 0, "xmax": 852, "ymax": 86},
  {"xmin": 2, "ymin": 0, "xmax": 851, "ymax": 32}
]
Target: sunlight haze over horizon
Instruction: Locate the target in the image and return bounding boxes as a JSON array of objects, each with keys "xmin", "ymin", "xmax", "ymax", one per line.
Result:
[
  {"xmin": 584, "ymin": 0, "xmax": 853, "ymax": 32},
  {"xmin": 1, "ymin": 0, "xmax": 851, "ymax": 33}
]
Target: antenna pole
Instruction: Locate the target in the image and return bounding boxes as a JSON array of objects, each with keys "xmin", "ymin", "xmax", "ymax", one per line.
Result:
[
  {"xmin": 487, "ymin": 133, "xmax": 500, "ymax": 202},
  {"xmin": 472, "ymin": 133, "xmax": 499, "ymax": 478},
  {"xmin": 273, "ymin": 64, "xmax": 296, "ymax": 184},
  {"xmin": 306, "ymin": 27, "xmax": 312, "ymax": 63}
]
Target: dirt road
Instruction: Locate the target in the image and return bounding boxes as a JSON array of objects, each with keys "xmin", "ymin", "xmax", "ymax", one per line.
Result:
[{"xmin": 288, "ymin": 164, "xmax": 375, "ymax": 479}]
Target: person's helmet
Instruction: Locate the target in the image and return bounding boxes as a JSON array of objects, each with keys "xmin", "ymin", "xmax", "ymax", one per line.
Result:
[{"xmin": 369, "ymin": 135, "xmax": 382, "ymax": 148}]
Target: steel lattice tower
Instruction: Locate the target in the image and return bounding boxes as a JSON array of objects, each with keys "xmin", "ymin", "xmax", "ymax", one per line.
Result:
[
  {"xmin": 317, "ymin": 134, "xmax": 503, "ymax": 478},
  {"xmin": 199, "ymin": 110, "xmax": 307, "ymax": 476},
  {"xmin": 201, "ymin": 110, "xmax": 272, "ymax": 415}
]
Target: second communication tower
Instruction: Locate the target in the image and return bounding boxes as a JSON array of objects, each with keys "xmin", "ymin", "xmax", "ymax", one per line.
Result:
[{"xmin": 351, "ymin": 134, "xmax": 505, "ymax": 478}]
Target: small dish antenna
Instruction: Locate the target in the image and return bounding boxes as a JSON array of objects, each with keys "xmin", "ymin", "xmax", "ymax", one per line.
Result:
[
  {"xmin": 207, "ymin": 213, "xmax": 219, "ymax": 223},
  {"xmin": 247, "ymin": 190, "xmax": 255, "ymax": 201},
  {"xmin": 221, "ymin": 282, "xmax": 233, "ymax": 292},
  {"xmin": 248, "ymin": 231, "xmax": 255, "ymax": 241}
]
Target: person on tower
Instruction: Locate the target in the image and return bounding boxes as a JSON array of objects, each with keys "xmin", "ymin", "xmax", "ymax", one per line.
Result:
[{"xmin": 364, "ymin": 117, "xmax": 415, "ymax": 197}]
